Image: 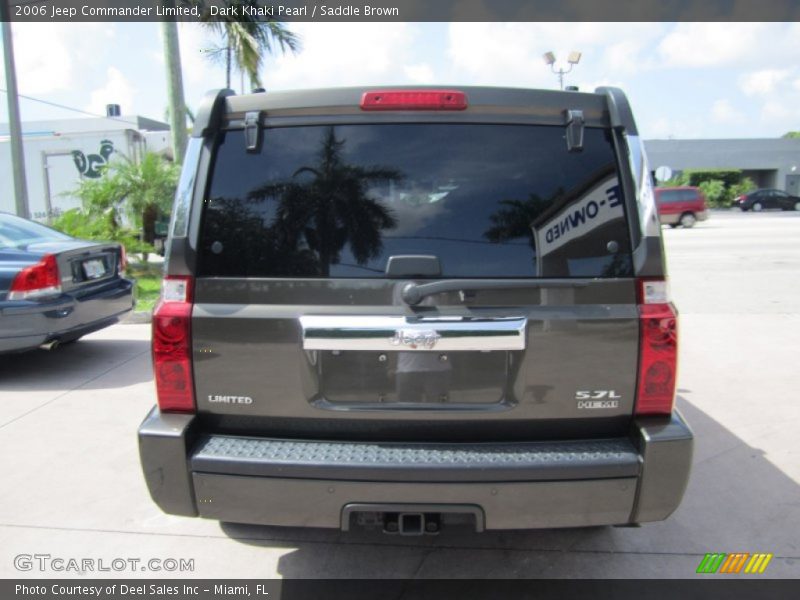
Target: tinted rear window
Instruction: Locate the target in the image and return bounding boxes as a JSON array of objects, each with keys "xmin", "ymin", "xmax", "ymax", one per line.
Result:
[
  {"xmin": 658, "ymin": 189, "xmax": 698, "ymax": 203},
  {"xmin": 199, "ymin": 124, "xmax": 632, "ymax": 278}
]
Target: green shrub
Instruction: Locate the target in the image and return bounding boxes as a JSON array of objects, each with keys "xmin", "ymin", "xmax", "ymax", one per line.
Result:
[
  {"xmin": 660, "ymin": 169, "xmax": 756, "ymax": 208},
  {"xmin": 727, "ymin": 177, "xmax": 756, "ymax": 205},
  {"xmin": 51, "ymin": 208, "xmax": 154, "ymax": 256},
  {"xmin": 682, "ymin": 169, "xmax": 743, "ymax": 188},
  {"xmin": 697, "ymin": 180, "xmax": 727, "ymax": 207},
  {"xmin": 54, "ymin": 151, "xmax": 178, "ymax": 260}
]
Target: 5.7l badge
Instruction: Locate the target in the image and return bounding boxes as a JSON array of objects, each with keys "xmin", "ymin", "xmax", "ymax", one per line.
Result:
[{"xmin": 576, "ymin": 390, "xmax": 621, "ymax": 409}]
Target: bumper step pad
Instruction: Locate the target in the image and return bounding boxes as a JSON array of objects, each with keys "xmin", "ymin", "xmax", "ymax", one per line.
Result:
[{"xmin": 190, "ymin": 435, "xmax": 640, "ymax": 482}]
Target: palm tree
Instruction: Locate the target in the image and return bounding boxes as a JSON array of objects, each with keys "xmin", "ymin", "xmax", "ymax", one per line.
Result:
[
  {"xmin": 196, "ymin": 0, "xmax": 300, "ymax": 89},
  {"xmin": 109, "ymin": 153, "xmax": 181, "ymax": 246},
  {"xmin": 249, "ymin": 128, "xmax": 401, "ymax": 275},
  {"xmin": 161, "ymin": 21, "xmax": 189, "ymax": 162}
]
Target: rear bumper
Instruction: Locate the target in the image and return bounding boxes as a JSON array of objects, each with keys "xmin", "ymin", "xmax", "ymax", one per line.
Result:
[
  {"xmin": 0, "ymin": 278, "xmax": 134, "ymax": 353},
  {"xmin": 138, "ymin": 408, "xmax": 693, "ymax": 530}
]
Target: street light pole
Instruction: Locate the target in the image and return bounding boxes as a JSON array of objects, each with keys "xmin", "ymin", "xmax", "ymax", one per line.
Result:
[
  {"xmin": 1, "ymin": 9, "xmax": 30, "ymax": 218},
  {"xmin": 542, "ymin": 51, "xmax": 582, "ymax": 91}
]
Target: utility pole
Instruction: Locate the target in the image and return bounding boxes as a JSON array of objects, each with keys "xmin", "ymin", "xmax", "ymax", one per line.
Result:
[
  {"xmin": 162, "ymin": 21, "xmax": 188, "ymax": 163},
  {"xmin": 1, "ymin": 7, "xmax": 30, "ymax": 218}
]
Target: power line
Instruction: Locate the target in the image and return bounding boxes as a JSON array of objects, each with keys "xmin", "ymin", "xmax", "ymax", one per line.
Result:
[{"xmin": 0, "ymin": 88, "xmax": 139, "ymax": 127}]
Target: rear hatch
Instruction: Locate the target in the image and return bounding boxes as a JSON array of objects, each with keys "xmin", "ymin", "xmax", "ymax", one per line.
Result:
[{"xmin": 191, "ymin": 98, "xmax": 639, "ymax": 441}]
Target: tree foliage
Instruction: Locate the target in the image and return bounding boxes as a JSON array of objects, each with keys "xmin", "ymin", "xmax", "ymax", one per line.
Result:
[
  {"xmin": 51, "ymin": 152, "xmax": 179, "ymax": 257},
  {"xmin": 196, "ymin": 0, "xmax": 300, "ymax": 88}
]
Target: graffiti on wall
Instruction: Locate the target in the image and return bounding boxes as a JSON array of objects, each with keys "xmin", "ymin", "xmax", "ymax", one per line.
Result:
[{"xmin": 72, "ymin": 139, "xmax": 114, "ymax": 179}]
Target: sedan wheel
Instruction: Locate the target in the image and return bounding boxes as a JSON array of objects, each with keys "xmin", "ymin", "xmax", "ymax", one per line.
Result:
[
  {"xmin": 794, "ymin": 201, "xmax": 800, "ymax": 211},
  {"xmin": 680, "ymin": 213, "xmax": 697, "ymax": 228},
  {"xmin": 752, "ymin": 202, "xmax": 764, "ymax": 211}
]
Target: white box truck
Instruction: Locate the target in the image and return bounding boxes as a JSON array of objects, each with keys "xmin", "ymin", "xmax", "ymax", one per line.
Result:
[{"xmin": 1, "ymin": 116, "xmax": 171, "ymax": 222}]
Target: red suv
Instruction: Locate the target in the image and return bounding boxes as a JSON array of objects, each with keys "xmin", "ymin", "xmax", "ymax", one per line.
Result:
[{"xmin": 655, "ymin": 187, "xmax": 708, "ymax": 228}]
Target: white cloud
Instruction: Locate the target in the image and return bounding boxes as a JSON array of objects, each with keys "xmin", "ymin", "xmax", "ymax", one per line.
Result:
[
  {"xmin": 658, "ymin": 23, "xmax": 800, "ymax": 70},
  {"xmin": 760, "ymin": 100, "xmax": 800, "ymax": 124},
  {"xmin": 658, "ymin": 23, "xmax": 759, "ymax": 68},
  {"xmin": 736, "ymin": 68, "xmax": 800, "ymax": 128},
  {"xmin": 445, "ymin": 23, "xmax": 663, "ymax": 88},
  {"xmin": 86, "ymin": 67, "xmax": 136, "ymax": 116},
  {"xmin": 640, "ymin": 114, "xmax": 708, "ymax": 140},
  {"xmin": 739, "ymin": 69, "xmax": 791, "ymax": 97},
  {"xmin": 404, "ymin": 64, "xmax": 435, "ymax": 85},
  {"xmin": 602, "ymin": 40, "xmax": 650, "ymax": 75},
  {"xmin": 1, "ymin": 23, "xmax": 114, "ymax": 95},
  {"xmin": 264, "ymin": 23, "xmax": 419, "ymax": 90},
  {"xmin": 711, "ymin": 99, "xmax": 744, "ymax": 124},
  {"xmin": 176, "ymin": 22, "xmax": 227, "ymax": 87},
  {"xmin": 647, "ymin": 117, "xmax": 674, "ymax": 139}
]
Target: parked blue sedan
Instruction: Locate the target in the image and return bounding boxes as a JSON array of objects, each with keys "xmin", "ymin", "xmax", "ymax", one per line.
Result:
[{"xmin": 0, "ymin": 212, "xmax": 134, "ymax": 353}]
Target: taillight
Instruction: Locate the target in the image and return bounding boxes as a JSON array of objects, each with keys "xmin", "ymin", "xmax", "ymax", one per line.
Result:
[
  {"xmin": 360, "ymin": 90, "xmax": 467, "ymax": 111},
  {"xmin": 8, "ymin": 254, "xmax": 61, "ymax": 300},
  {"xmin": 635, "ymin": 278, "xmax": 678, "ymax": 416},
  {"xmin": 152, "ymin": 276, "xmax": 195, "ymax": 413}
]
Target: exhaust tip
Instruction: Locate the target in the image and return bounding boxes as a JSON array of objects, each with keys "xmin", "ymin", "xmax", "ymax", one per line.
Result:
[{"xmin": 40, "ymin": 340, "xmax": 60, "ymax": 351}]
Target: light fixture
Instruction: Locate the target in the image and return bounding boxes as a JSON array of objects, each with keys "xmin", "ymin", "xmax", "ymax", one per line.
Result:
[{"xmin": 543, "ymin": 50, "xmax": 583, "ymax": 90}]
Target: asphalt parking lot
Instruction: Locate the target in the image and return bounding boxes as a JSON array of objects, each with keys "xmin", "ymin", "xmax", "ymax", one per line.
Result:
[{"xmin": 1, "ymin": 210, "xmax": 798, "ymax": 579}]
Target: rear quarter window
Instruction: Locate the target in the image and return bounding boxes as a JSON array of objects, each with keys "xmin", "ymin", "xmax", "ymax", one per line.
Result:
[{"xmin": 198, "ymin": 123, "xmax": 633, "ymax": 279}]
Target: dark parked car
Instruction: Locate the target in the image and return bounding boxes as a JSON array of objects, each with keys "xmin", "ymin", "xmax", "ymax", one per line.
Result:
[
  {"xmin": 138, "ymin": 86, "xmax": 693, "ymax": 534},
  {"xmin": 655, "ymin": 186, "xmax": 708, "ymax": 228},
  {"xmin": 733, "ymin": 188, "xmax": 800, "ymax": 211},
  {"xmin": 0, "ymin": 212, "xmax": 134, "ymax": 353}
]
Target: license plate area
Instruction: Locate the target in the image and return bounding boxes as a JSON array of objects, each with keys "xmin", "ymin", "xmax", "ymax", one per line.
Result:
[
  {"xmin": 82, "ymin": 258, "xmax": 107, "ymax": 280},
  {"xmin": 314, "ymin": 350, "xmax": 511, "ymax": 407}
]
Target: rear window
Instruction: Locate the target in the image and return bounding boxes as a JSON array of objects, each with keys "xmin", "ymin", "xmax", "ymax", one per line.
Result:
[
  {"xmin": 658, "ymin": 189, "xmax": 698, "ymax": 203},
  {"xmin": 198, "ymin": 124, "xmax": 632, "ymax": 278},
  {"xmin": 0, "ymin": 213, "xmax": 71, "ymax": 249}
]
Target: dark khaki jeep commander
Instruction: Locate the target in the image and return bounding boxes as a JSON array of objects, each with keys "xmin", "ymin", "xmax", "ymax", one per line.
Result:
[{"xmin": 138, "ymin": 86, "xmax": 692, "ymax": 534}]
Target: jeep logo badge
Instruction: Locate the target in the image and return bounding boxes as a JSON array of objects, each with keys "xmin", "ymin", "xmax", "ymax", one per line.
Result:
[{"xmin": 390, "ymin": 329, "xmax": 441, "ymax": 350}]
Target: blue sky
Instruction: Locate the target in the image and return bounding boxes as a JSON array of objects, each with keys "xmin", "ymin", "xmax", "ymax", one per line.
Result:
[{"xmin": 2, "ymin": 22, "xmax": 800, "ymax": 139}]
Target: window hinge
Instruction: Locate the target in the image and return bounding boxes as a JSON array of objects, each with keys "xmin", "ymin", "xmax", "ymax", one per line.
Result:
[
  {"xmin": 564, "ymin": 109, "xmax": 584, "ymax": 152},
  {"xmin": 244, "ymin": 111, "xmax": 262, "ymax": 152}
]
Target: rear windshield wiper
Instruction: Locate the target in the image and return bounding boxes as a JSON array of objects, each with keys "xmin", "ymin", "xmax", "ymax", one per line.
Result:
[{"xmin": 402, "ymin": 279, "xmax": 590, "ymax": 306}]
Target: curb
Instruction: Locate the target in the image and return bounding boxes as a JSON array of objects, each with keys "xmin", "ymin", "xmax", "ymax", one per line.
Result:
[{"xmin": 122, "ymin": 311, "xmax": 152, "ymax": 324}]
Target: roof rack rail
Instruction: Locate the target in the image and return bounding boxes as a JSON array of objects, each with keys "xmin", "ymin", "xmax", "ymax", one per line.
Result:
[
  {"xmin": 192, "ymin": 88, "xmax": 235, "ymax": 139},
  {"xmin": 595, "ymin": 87, "xmax": 638, "ymax": 135}
]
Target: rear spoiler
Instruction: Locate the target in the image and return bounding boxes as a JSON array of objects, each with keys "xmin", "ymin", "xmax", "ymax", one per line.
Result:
[
  {"xmin": 595, "ymin": 87, "xmax": 639, "ymax": 135},
  {"xmin": 192, "ymin": 88, "xmax": 236, "ymax": 139},
  {"xmin": 192, "ymin": 87, "xmax": 640, "ymax": 140}
]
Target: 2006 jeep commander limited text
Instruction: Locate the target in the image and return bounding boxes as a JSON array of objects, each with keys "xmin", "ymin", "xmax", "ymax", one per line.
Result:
[{"xmin": 138, "ymin": 86, "xmax": 692, "ymax": 534}]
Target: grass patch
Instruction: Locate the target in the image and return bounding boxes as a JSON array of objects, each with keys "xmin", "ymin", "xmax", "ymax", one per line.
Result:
[{"xmin": 128, "ymin": 262, "xmax": 162, "ymax": 313}]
